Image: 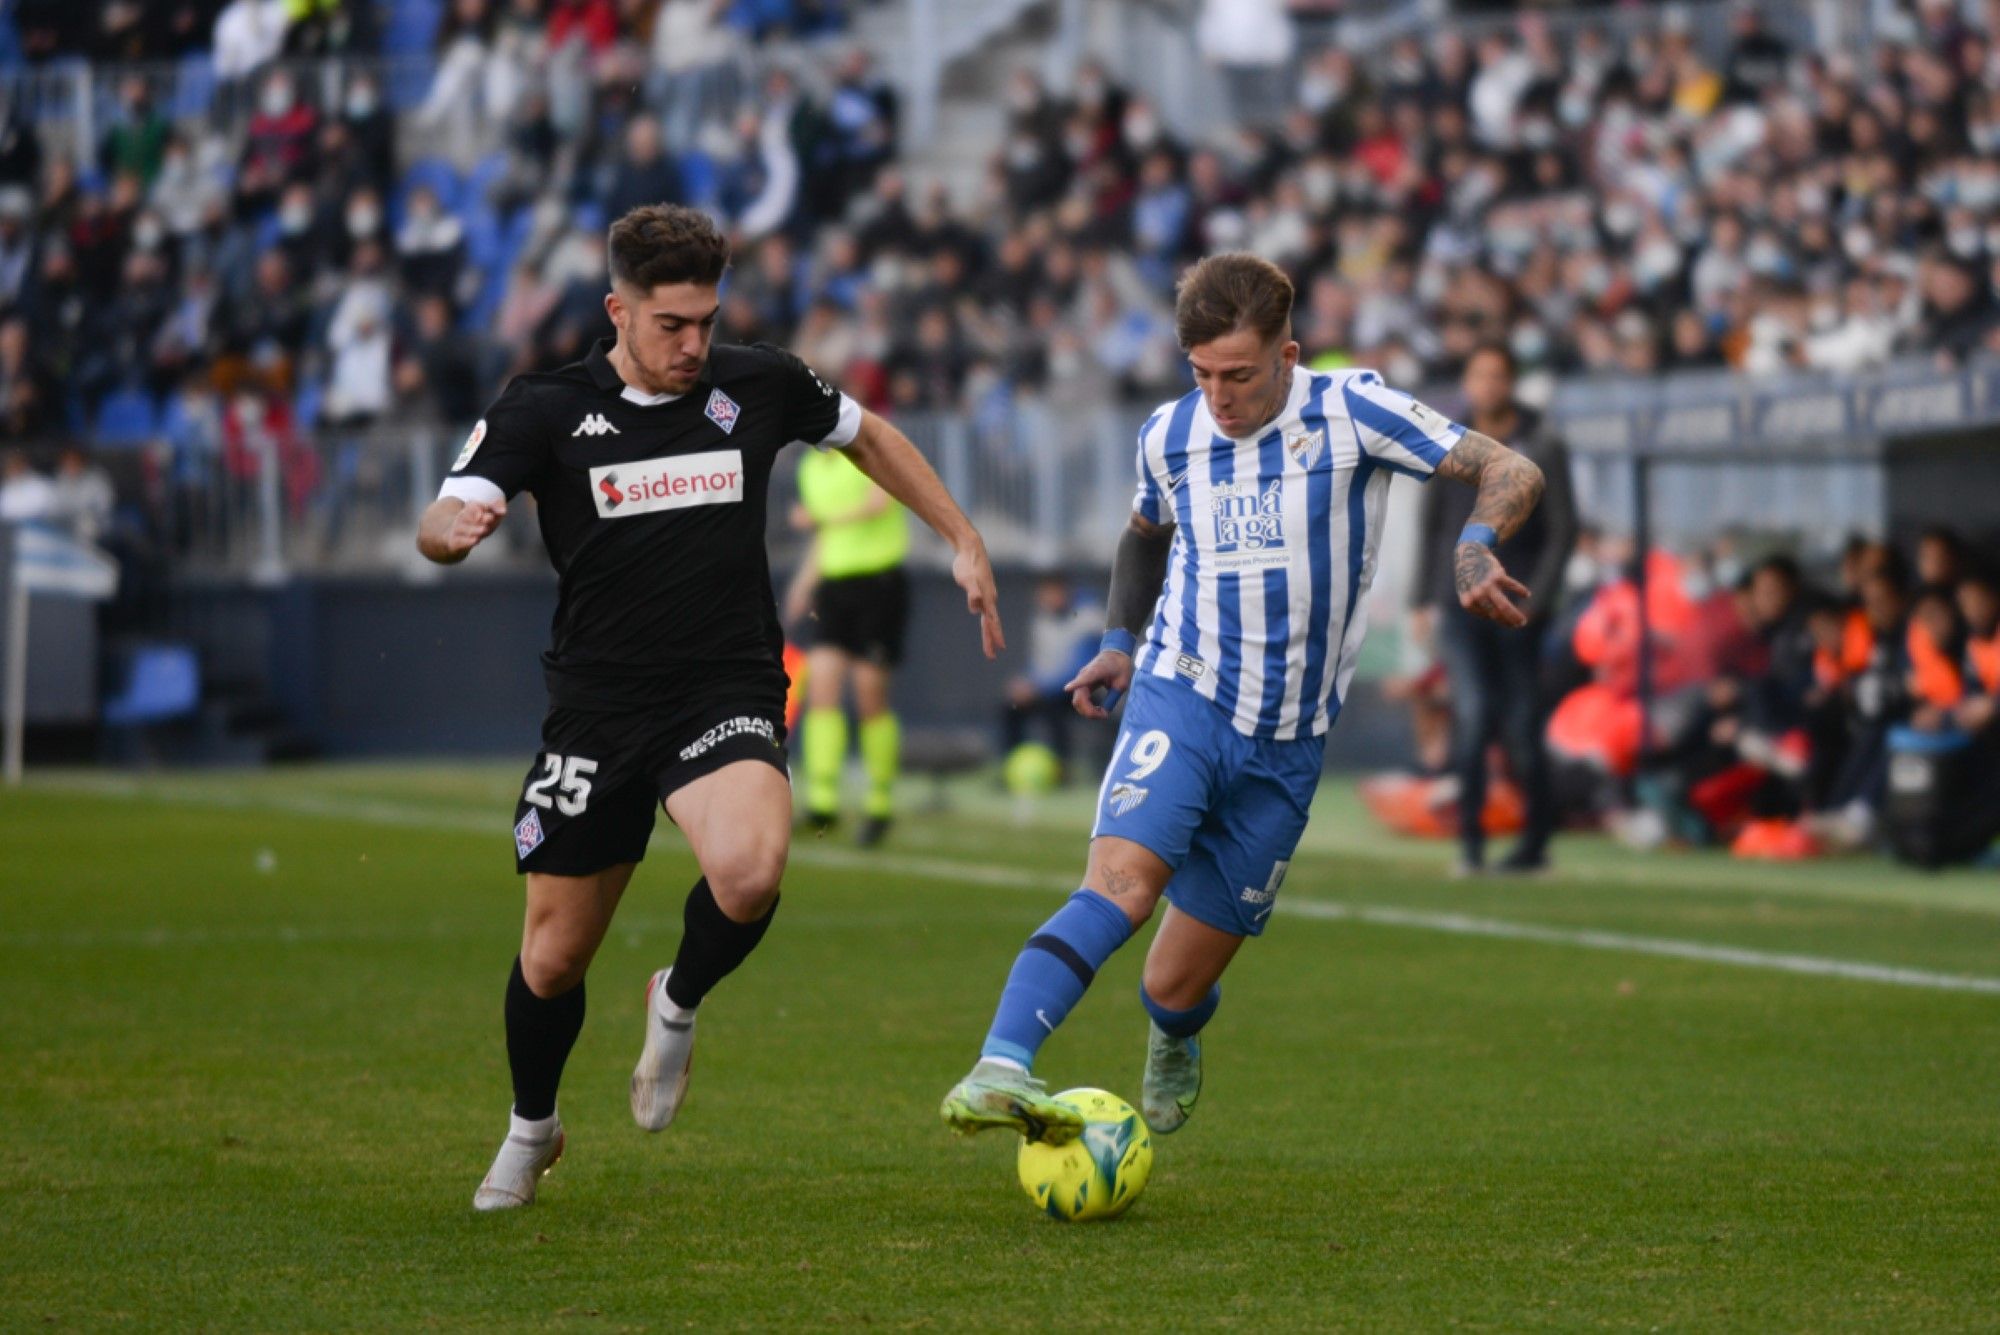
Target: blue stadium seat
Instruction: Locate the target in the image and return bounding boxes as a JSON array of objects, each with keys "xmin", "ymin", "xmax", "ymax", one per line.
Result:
[
  {"xmin": 677, "ymin": 151, "xmax": 719, "ymax": 212},
  {"xmin": 402, "ymin": 157, "xmax": 465, "ymax": 215},
  {"xmin": 102, "ymin": 644, "xmax": 201, "ymax": 727},
  {"xmin": 93, "ymin": 387, "xmax": 158, "ymax": 445},
  {"xmin": 294, "ymin": 378, "xmax": 325, "ymax": 430},
  {"xmin": 172, "ymin": 54, "xmax": 216, "ymax": 120}
]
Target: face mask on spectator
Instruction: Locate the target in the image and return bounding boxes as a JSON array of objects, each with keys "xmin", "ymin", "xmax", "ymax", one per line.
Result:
[
  {"xmin": 347, "ymin": 204, "xmax": 381, "ymax": 236},
  {"xmin": 1559, "ymin": 89, "xmax": 1593, "ymax": 126},
  {"xmin": 1521, "ymin": 117, "xmax": 1557, "ymax": 149},
  {"xmin": 260, "ymin": 84, "xmax": 295, "ymax": 119},
  {"xmin": 1970, "ymin": 121, "xmax": 2000, "ymax": 155},
  {"xmin": 1842, "ymin": 224, "xmax": 1875, "ymax": 260},
  {"xmin": 1124, "ymin": 114, "xmax": 1160, "ymax": 151},
  {"xmin": 1301, "ymin": 163, "xmax": 1337, "ymax": 211},
  {"xmin": 1960, "ymin": 171, "xmax": 2000, "ymax": 210},
  {"xmin": 1510, "ymin": 323, "xmax": 1549, "ymax": 363},
  {"xmin": 1602, "ymin": 200, "xmax": 1642, "ymax": 238},
  {"xmin": 1949, "ymin": 226, "xmax": 1984, "ymax": 259},
  {"xmin": 347, "ymin": 88, "xmax": 378, "ymax": 119},
  {"xmin": 134, "ymin": 217, "xmax": 164, "ymax": 252},
  {"xmin": 1746, "ymin": 234, "xmax": 1787, "ymax": 275},
  {"xmin": 279, "ymin": 201, "xmax": 313, "ymax": 235}
]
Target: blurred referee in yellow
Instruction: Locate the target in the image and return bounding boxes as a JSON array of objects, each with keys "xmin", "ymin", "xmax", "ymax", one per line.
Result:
[{"xmin": 784, "ymin": 446, "xmax": 911, "ymax": 846}]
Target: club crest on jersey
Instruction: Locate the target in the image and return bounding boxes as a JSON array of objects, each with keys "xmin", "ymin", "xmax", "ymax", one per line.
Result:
[
  {"xmin": 1107, "ymin": 781, "xmax": 1149, "ymax": 817},
  {"xmin": 1284, "ymin": 423, "xmax": 1326, "ymax": 469},
  {"xmin": 514, "ymin": 809, "xmax": 545, "ymax": 858},
  {"xmin": 705, "ymin": 389, "xmax": 741, "ymax": 434},
  {"xmin": 573, "ymin": 414, "xmax": 619, "ymax": 437},
  {"xmin": 1211, "ymin": 477, "xmax": 1288, "ymax": 571},
  {"xmin": 452, "ymin": 419, "xmax": 487, "ymax": 471}
]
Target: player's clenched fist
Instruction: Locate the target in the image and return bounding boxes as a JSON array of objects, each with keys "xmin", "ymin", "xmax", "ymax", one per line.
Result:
[
  {"xmin": 449, "ymin": 499, "xmax": 506, "ymax": 553},
  {"xmin": 417, "ymin": 496, "xmax": 506, "ymax": 564}
]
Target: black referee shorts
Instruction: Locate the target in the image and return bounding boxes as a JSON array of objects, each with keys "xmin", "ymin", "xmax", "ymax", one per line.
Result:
[
  {"xmin": 511, "ymin": 696, "xmax": 789, "ymax": 877},
  {"xmin": 810, "ymin": 566, "xmax": 910, "ymax": 668}
]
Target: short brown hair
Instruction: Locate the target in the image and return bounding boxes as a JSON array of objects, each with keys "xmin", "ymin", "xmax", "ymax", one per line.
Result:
[
  {"xmin": 607, "ymin": 203, "xmax": 730, "ymax": 290},
  {"xmin": 1174, "ymin": 253, "xmax": 1294, "ymax": 350}
]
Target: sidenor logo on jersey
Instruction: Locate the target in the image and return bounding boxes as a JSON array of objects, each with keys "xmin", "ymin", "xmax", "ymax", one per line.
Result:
[
  {"xmin": 588, "ymin": 449, "xmax": 745, "ymax": 518},
  {"xmin": 573, "ymin": 414, "xmax": 620, "ymax": 437}
]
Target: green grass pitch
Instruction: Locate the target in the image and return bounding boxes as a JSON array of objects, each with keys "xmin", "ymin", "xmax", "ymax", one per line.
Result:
[{"xmin": 4, "ymin": 766, "xmax": 1999, "ymax": 1330}]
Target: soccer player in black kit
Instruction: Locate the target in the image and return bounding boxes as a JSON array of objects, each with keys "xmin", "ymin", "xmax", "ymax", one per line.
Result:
[{"xmin": 417, "ymin": 205, "xmax": 1004, "ymax": 1210}]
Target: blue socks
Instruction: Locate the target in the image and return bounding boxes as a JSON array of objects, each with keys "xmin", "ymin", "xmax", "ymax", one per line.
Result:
[
  {"xmin": 1140, "ymin": 981, "xmax": 1220, "ymax": 1038},
  {"xmin": 980, "ymin": 890, "xmax": 1133, "ymax": 1069}
]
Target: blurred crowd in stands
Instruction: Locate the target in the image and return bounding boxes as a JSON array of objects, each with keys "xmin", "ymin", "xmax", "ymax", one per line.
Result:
[
  {"xmin": 1383, "ymin": 521, "xmax": 2000, "ymax": 867},
  {"xmin": 0, "ymin": 0, "xmax": 1994, "ymax": 466}
]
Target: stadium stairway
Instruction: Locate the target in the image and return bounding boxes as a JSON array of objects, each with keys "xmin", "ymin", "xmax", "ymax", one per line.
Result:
[{"xmin": 849, "ymin": 0, "xmax": 1053, "ymax": 204}]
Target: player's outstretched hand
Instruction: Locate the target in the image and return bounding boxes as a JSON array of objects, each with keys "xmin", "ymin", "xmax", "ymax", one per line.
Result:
[
  {"xmin": 953, "ymin": 541, "xmax": 1005, "ymax": 658},
  {"xmin": 446, "ymin": 498, "xmax": 506, "ymax": 557},
  {"xmin": 1454, "ymin": 541, "xmax": 1530, "ymax": 629},
  {"xmin": 1067, "ymin": 650, "xmax": 1134, "ymax": 719}
]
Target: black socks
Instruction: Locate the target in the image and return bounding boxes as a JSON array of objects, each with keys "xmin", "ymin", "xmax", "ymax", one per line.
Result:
[
  {"xmin": 664, "ymin": 877, "xmax": 778, "ymax": 1011},
  {"xmin": 504, "ymin": 956, "xmax": 585, "ymax": 1121}
]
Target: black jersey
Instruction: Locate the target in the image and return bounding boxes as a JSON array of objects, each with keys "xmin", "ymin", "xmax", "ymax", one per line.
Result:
[{"xmin": 446, "ymin": 338, "xmax": 856, "ymax": 712}]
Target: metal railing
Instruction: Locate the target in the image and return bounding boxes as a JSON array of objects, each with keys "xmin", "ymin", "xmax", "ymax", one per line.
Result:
[{"xmin": 118, "ymin": 352, "xmax": 1998, "ymax": 582}]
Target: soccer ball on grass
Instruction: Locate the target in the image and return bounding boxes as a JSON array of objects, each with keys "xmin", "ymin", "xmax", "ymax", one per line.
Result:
[{"xmin": 1015, "ymin": 1088, "xmax": 1152, "ymax": 1221}]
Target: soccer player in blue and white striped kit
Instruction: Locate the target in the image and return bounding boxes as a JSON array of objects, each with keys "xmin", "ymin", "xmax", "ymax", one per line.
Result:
[{"xmin": 941, "ymin": 253, "xmax": 1547, "ymax": 1142}]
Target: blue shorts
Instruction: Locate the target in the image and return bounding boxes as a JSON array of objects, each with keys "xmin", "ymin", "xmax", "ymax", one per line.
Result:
[{"xmin": 1090, "ymin": 673, "xmax": 1325, "ymax": 937}]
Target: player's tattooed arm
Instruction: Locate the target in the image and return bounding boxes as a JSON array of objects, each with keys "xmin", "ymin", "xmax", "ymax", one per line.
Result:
[
  {"xmin": 1069, "ymin": 512, "xmax": 1176, "ymax": 719},
  {"xmin": 1432, "ymin": 430, "xmax": 1544, "ymax": 629}
]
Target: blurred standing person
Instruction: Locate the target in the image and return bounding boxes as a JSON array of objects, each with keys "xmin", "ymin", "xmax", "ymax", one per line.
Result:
[
  {"xmin": 1413, "ymin": 343, "xmax": 1577, "ymax": 874},
  {"xmin": 783, "ymin": 446, "xmax": 910, "ymax": 846}
]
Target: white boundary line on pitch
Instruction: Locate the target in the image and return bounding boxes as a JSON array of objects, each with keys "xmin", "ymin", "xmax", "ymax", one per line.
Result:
[{"xmin": 13, "ymin": 779, "xmax": 2000, "ymax": 997}]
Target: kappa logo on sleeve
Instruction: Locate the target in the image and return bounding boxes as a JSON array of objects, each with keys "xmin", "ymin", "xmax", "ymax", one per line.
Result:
[
  {"xmin": 705, "ymin": 389, "xmax": 741, "ymax": 434},
  {"xmin": 452, "ymin": 419, "xmax": 487, "ymax": 472}
]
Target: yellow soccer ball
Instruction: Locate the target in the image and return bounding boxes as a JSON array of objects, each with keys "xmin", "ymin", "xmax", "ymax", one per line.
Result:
[
  {"xmin": 1002, "ymin": 741, "xmax": 1063, "ymax": 796},
  {"xmin": 1016, "ymin": 1088, "xmax": 1153, "ymax": 1221}
]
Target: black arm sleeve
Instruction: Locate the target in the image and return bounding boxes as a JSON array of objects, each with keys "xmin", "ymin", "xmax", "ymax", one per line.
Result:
[
  {"xmin": 1524, "ymin": 438, "xmax": 1579, "ymax": 618},
  {"xmin": 451, "ymin": 380, "xmax": 551, "ymax": 499},
  {"xmin": 1410, "ymin": 466, "xmax": 1447, "ymax": 610},
  {"xmin": 1106, "ymin": 519, "xmax": 1174, "ymax": 642},
  {"xmin": 758, "ymin": 343, "xmax": 844, "ymax": 446}
]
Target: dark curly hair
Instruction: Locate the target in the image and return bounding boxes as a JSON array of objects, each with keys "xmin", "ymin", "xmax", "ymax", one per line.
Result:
[{"xmin": 607, "ymin": 204, "xmax": 730, "ymax": 290}]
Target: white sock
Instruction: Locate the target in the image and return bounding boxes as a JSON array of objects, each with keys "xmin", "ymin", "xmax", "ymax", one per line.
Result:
[
  {"xmin": 510, "ymin": 1109, "xmax": 559, "ymax": 1142},
  {"xmin": 980, "ymin": 1055, "xmax": 1028, "ymax": 1074},
  {"xmin": 654, "ymin": 971, "xmax": 697, "ymax": 1024}
]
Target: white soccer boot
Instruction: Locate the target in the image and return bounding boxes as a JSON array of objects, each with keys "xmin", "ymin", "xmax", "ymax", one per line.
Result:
[
  {"xmin": 472, "ymin": 1119, "xmax": 565, "ymax": 1211},
  {"xmin": 631, "ymin": 968, "xmax": 697, "ymax": 1132}
]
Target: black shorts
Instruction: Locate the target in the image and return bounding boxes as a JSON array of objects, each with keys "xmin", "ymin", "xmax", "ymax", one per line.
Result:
[
  {"xmin": 511, "ymin": 697, "xmax": 789, "ymax": 876},
  {"xmin": 811, "ymin": 567, "xmax": 909, "ymax": 667}
]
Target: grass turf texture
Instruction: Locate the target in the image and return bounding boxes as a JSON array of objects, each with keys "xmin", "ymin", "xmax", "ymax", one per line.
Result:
[{"xmin": 4, "ymin": 766, "xmax": 1999, "ymax": 1330}]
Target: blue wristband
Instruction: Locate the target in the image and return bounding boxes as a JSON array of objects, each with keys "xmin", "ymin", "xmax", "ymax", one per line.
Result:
[
  {"xmin": 1100, "ymin": 628, "xmax": 1138, "ymax": 657},
  {"xmin": 1459, "ymin": 523, "xmax": 1499, "ymax": 550}
]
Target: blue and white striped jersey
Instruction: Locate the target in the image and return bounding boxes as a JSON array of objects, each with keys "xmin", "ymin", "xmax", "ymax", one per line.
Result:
[{"xmin": 1132, "ymin": 365, "xmax": 1465, "ymax": 740}]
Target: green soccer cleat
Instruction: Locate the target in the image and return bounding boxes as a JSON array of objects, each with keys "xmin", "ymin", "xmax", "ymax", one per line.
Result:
[
  {"xmin": 1141, "ymin": 1022, "xmax": 1202, "ymax": 1135},
  {"xmin": 939, "ymin": 1059, "xmax": 1085, "ymax": 1144}
]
